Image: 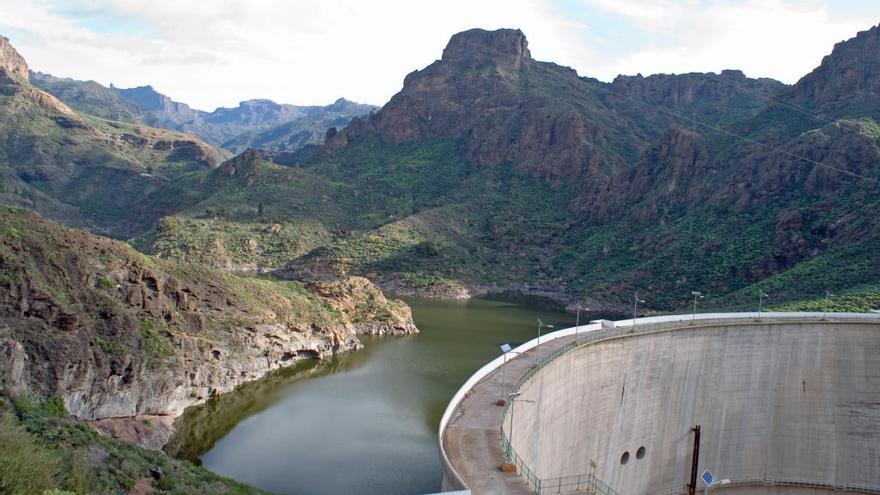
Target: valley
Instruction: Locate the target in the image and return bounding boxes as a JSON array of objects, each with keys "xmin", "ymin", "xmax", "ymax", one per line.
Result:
[{"xmin": 0, "ymin": 14, "xmax": 879, "ymax": 495}]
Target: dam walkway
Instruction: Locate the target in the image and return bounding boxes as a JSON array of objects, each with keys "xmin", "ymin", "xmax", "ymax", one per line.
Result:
[{"xmin": 442, "ymin": 332, "xmax": 582, "ymax": 495}]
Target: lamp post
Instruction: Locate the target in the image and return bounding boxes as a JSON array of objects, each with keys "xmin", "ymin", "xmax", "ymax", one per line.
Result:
[
  {"xmin": 498, "ymin": 348, "xmax": 520, "ymax": 405},
  {"xmin": 691, "ymin": 291, "xmax": 704, "ymax": 323},
  {"xmin": 632, "ymin": 292, "xmax": 646, "ymax": 331},
  {"xmin": 823, "ymin": 290, "xmax": 832, "ymax": 320},
  {"xmin": 575, "ymin": 305, "xmax": 588, "ymax": 341},
  {"xmin": 505, "ymin": 392, "xmax": 534, "ymax": 460},
  {"xmin": 535, "ymin": 319, "xmax": 554, "ymax": 367},
  {"xmin": 758, "ymin": 292, "xmax": 768, "ymax": 319}
]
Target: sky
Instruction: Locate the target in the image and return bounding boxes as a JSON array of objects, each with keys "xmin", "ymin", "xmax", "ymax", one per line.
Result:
[{"xmin": 1, "ymin": 0, "xmax": 877, "ymax": 111}]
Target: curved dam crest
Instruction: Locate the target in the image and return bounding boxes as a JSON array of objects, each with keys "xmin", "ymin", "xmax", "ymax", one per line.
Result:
[{"xmin": 439, "ymin": 313, "xmax": 880, "ymax": 495}]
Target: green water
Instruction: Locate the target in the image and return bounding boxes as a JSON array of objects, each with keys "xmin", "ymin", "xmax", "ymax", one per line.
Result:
[{"xmin": 168, "ymin": 297, "xmax": 607, "ymax": 495}]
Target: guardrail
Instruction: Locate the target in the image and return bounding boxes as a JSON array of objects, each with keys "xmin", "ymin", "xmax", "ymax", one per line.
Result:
[
  {"xmin": 437, "ymin": 312, "xmax": 880, "ymax": 495},
  {"xmin": 500, "ymin": 436, "xmax": 618, "ymax": 495},
  {"xmin": 654, "ymin": 478, "xmax": 880, "ymax": 495},
  {"xmin": 499, "ymin": 327, "xmax": 620, "ymax": 494}
]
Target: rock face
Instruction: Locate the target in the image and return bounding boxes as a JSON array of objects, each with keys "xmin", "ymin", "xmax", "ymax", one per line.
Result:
[
  {"xmin": 101, "ymin": 84, "xmax": 379, "ymax": 150},
  {"xmin": 111, "ymin": 85, "xmax": 199, "ymax": 116},
  {"xmin": 0, "ymin": 208, "xmax": 416, "ymax": 429},
  {"xmin": 0, "ymin": 36, "xmax": 28, "ymax": 82},
  {"xmin": 321, "ymin": 28, "xmax": 793, "ymax": 211},
  {"xmin": 441, "ymin": 28, "xmax": 531, "ymax": 71},
  {"xmin": 787, "ymin": 23, "xmax": 880, "ymax": 113}
]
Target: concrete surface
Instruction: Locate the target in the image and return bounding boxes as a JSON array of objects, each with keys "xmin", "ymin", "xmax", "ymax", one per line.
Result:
[
  {"xmin": 508, "ymin": 321, "xmax": 880, "ymax": 494},
  {"xmin": 440, "ymin": 314, "xmax": 880, "ymax": 495}
]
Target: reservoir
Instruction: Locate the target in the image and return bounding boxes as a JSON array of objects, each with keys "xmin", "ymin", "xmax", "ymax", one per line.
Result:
[{"xmin": 167, "ymin": 297, "xmax": 593, "ymax": 495}]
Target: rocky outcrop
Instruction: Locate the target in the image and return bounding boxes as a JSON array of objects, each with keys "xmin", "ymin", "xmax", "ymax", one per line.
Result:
[
  {"xmin": 609, "ymin": 69, "xmax": 787, "ymax": 128},
  {"xmin": 111, "ymin": 85, "xmax": 199, "ymax": 117},
  {"xmin": 786, "ymin": 23, "xmax": 880, "ymax": 113},
  {"xmin": 0, "ymin": 208, "xmax": 416, "ymax": 441},
  {"xmin": 320, "ymin": 28, "xmax": 796, "ymax": 215},
  {"xmin": 0, "ymin": 35, "xmax": 28, "ymax": 82}
]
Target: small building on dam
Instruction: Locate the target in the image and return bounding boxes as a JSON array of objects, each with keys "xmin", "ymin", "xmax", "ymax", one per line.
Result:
[{"xmin": 437, "ymin": 313, "xmax": 880, "ymax": 495}]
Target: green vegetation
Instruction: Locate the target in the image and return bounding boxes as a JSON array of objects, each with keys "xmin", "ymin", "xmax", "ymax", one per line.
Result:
[
  {"xmin": 771, "ymin": 284, "xmax": 880, "ymax": 312},
  {"xmin": 0, "ymin": 397, "xmax": 267, "ymax": 494},
  {"xmin": 138, "ymin": 318, "xmax": 175, "ymax": 366}
]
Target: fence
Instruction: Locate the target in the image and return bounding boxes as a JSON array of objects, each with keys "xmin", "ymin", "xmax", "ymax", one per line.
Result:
[{"xmin": 499, "ymin": 329, "xmax": 620, "ymax": 494}]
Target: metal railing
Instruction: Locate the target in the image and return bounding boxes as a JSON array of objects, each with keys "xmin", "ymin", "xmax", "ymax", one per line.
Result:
[
  {"xmin": 499, "ymin": 330, "xmax": 621, "ymax": 494},
  {"xmin": 654, "ymin": 478, "xmax": 880, "ymax": 495},
  {"xmin": 501, "ymin": 437, "xmax": 617, "ymax": 495}
]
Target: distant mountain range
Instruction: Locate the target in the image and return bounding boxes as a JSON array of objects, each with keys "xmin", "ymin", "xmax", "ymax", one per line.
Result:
[
  {"xmin": 29, "ymin": 72, "xmax": 376, "ymax": 153},
  {"xmin": 3, "ymin": 24, "xmax": 880, "ymax": 311}
]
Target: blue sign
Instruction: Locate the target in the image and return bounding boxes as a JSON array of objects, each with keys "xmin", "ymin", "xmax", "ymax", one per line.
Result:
[
  {"xmin": 500, "ymin": 343, "xmax": 512, "ymax": 353},
  {"xmin": 701, "ymin": 469, "xmax": 714, "ymax": 487}
]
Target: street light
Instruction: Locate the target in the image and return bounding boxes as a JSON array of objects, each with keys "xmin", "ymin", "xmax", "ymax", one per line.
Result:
[
  {"xmin": 691, "ymin": 291, "xmax": 704, "ymax": 323},
  {"xmin": 632, "ymin": 292, "xmax": 646, "ymax": 331},
  {"xmin": 758, "ymin": 292, "xmax": 769, "ymax": 318},
  {"xmin": 505, "ymin": 392, "xmax": 534, "ymax": 460},
  {"xmin": 575, "ymin": 305, "xmax": 589, "ymax": 341},
  {"xmin": 498, "ymin": 348, "xmax": 521, "ymax": 405},
  {"xmin": 823, "ymin": 290, "xmax": 833, "ymax": 320},
  {"xmin": 535, "ymin": 319, "xmax": 554, "ymax": 366}
]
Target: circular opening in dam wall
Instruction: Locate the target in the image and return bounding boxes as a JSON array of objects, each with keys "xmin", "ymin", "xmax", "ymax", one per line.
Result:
[
  {"xmin": 636, "ymin": 446, "xmax": 646, "ymax": 459},
  {"xmin": 620, "ymin": 451, "xmax": 630, "ymax": 465}
]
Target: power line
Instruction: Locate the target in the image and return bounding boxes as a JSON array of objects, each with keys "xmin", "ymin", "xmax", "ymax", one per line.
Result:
[{"xmin": 712, "ymin": 76, "xmax": 841, "ymax": 129}]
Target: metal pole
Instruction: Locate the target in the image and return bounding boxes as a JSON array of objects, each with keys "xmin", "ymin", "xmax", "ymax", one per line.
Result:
[
  {"xmin": 758, "ymin": 292, "xmax": 764, "ymax": 318},
  {"xmin": 500, "ymin": 350, "xmax": 507, "ymax": 404},
  {"xmin": 535, "ymin": 319, "xmax": 553, "ymax": 367},
  {"xmin": 689, "ymin": 425, "xmax": 701, "ymax": 495},
  {"xmin": 633, "ymin": 292, "xmax": 638, "ymax": 328},
  {"xmin": 691, "ymin": 291, "xmax": 703, "ymax": 323},
  {"xmin": 575, "ymin": 306, "xmax": 581, "ymax": 340},
  {"xmin": 824, "ymin": 290, "xmax": 831, "ymax": 320},
  {"xmin": 535, "ymin": 320, "xmax": 541, "ymax": 367},
  {"xmin": 508, "ymin": 397, "xmax": 515, "ymax": 460}
]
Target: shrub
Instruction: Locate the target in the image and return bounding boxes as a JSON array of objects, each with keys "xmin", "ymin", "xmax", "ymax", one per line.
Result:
[
  {"xmin": 0, "ymin": 413, "xmax": 60, "ymax": 495},
  {"xmin": 3, "ymin": 226, "xmax": 19, "ymax": 240}
]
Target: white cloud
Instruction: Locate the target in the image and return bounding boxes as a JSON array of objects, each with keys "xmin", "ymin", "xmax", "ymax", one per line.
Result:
[
  {"xmin": 575, "ymin": 0, "xmax": 876, "ymax": 83},
  {"xmin": 0, "ymin": 0, "xmax": 876, "ymax": 110},
  {"xmin": 0, "ymin": 0, "xmax": 586, "ymax": 110}
]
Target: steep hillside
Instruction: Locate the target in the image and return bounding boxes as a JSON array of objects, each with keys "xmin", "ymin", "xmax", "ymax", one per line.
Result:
[
  {"xmin": 222, "ymin": 98, "xmax": 376, "ymax": 154},
  {"xmin": 29, "ymin": 71, "xmax": 144, "ymax": 122},
  {"xmin": 0, "ymin": 36, "xmax": 228, "ymax": 238},
  {"xmin": 12, "ymin": 25, "xmax": 880, "ymax": 312},
  {"xmin": 145, "ymin": 26, "xmax": 880, "ymax": 311},
  {"xmin": 0, "ymin": 207, "xmax": 415, "ymax": 432},
  {"xmin": 0, "ymin": 396, "xmax": 268, "ymax": 494},
  {"xmin": 30, "ymin": 71, "xmax": 378, "ymax": 153}
]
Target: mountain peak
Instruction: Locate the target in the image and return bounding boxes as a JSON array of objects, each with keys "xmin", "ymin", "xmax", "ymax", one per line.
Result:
[
  {"xmin": 0, "ymin": 35, "xmax": 29, "ymax": 82},
  {"xmin": 441, "ymin": 28, "xmax": 530, "ymax": 70},
  {"xmin": 789, "ymin": 23, "xmax": 880, "ymax": 108}
]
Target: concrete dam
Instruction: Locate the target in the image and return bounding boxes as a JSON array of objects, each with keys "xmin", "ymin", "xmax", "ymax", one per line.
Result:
[{"xmin": 438, "ymin": 313, "xmax": 880, "ymax": 495}]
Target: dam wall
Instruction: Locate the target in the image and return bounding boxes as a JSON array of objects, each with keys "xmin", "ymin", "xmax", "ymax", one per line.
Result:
[
  {"xmin": 504, "ymin": 320, "xmax": 880, "ymax": 493},
  {"xmin": 438, "ymin": 313, "xmax": 880, "ymax": 495}
]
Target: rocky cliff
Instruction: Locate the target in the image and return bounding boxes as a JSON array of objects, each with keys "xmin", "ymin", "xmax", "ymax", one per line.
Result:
[
  {"xmin": 0, "ymin": 35, "xmax": 28, "ymax": 82},
  {"xmin": 786, "ymin": 23, "xmax": 880, "ymax": 115},
  {"xmin": 321, "ymin": 28, "xmax": 792, "ymax": 211},
  {"xmin": 0, "ymin": 208, "xmax": 416, "ymax": 446}
]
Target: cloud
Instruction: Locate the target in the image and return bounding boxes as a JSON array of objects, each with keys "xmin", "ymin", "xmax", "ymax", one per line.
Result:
[
  {"xmin": 573, "ymin": 0, "xmax": 876, "ymax": 83},
  {"xmin": 0, "ymin": 0, "xmax": 877, "ymax": 110},
  {"xmin": 0, "ymin": 0, "xmax": 586, "ymax": 110}
]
